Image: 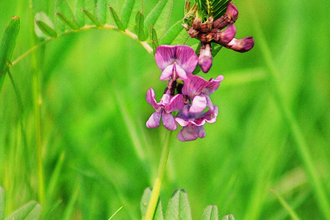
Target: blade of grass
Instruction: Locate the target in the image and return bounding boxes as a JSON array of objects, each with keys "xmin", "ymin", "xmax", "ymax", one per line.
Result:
[{"xmin": 270, "ymin": 189, "xmax": 301, "ymax": 220}]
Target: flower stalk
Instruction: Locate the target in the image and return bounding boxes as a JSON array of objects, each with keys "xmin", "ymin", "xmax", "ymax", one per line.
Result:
[{"xmin": 144, "ymin": 131, "xmax": 172, "ymax": 220}]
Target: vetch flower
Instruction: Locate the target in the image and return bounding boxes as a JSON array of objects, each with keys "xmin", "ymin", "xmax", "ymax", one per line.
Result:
[
  {"xmin": 198, "ymin": 43, "xmax": 213, "ymax": 73},
  {"xmin": 155, "ymin": 45, "xmax": 198, "ymax": 81},
  {"xmin": 146, "ymin": 88, "xmax": 184, "ymax": 131},
  {"xmin": 175, "ymin": 105, "xmax": 219, "ymax": 141},
  {"xmin": 182, "ymin": 74, "xmax": 224, "ymax": 113},
  {"xmin": 226, "ymin": 36, "xmax": 255, "ymax": 52}
]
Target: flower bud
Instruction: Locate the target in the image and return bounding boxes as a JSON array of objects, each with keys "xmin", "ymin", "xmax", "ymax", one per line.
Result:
[
  {"xmin": 213, "ymin": 16, "xmax": 229, "ymax": 30},
  {"xmin": 226, "ymin": 2, "xmax": 238, "ymax": 23},
  {"xmin": 200, "ymin": 17, "xmax": 214, "ymax": 32},
  {"xmin": 198, "ymin": 43, "xmax": 213, "ymax": 73},
  {"xmin": 227, "ymin": 36, "xmax": 255, "ymax": 52},
  {"xmin": 198, "ymin": 33, "xmax": 213, "ymax": 43},
  {"xmin": 192, "ymin": 17, "xmax": 202, "ymax": 30},
  {"xmin": 188, "ymin": 27, "xmax": 199, "ymax": 38},
  {"xmin": 213, "ymin": 24, "xmax": 236, "ymax": 45}
]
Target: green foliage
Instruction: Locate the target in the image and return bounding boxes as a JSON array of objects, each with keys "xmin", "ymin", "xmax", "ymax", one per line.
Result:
[
  {"xmin": 35, "ymin": 12, "xmax": 57, "ymax": 38},
  {"xmin": 141, "ymin": 188, "xmax": 163, "ymax": 220},
  {"xmin": 96, "ymin": 0, "xmax": 107, "ymax": 24},
  {"xmin": 0, "ymin": 188, "xmax": 41, "ymax": 220},
  {"xmin": 0, "ymin": 16, "xmax": 19, "ymax": 91},
  {"xmin": 82, "ymin": 9, "xmax": 103, "ymax": 27},
  {"xmin": 197, "ymin": 0, "xmax": 230, "ymax": 20},
  {"xmin": 109, "ymin": 6, "xmax": 125, "ymax": 31},
  {"xmin": 201, "ymin": 206, "xmax": 218, "ymax": 220},
  {"xmin": 120, "ymin": 0, "xmax": 135, "ymax": 29},
  {"xmin": 75, "ymin": 0, "xmax": 96, "ymax": 26},
  {"xmin": 36, "ymin": 21, "xmax": 57, "ymax": 38},
  {"xmin": 135, "ymin": 11, "xmax": 146, "ymax": 41}
]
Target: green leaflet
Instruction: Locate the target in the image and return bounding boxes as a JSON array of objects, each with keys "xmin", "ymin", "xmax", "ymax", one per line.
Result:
[
  {"xmin": 198, "ymin": 0, "xmax": 230, "ymax": 20},
  {"xmin": 150, "ymin": 25, "xmax": 159, "ymax": 53},
  {"xmin": 164, "ymin": 189, "xmax": 192, "ymax": 220},
  {"xmin": 82, "ymin": 9, "xmax": 103, "ymax": 27},
  {"xmin": 144, "ymin": 0, "xmax": 169, "ymax": 39},
  {"xmin": 109, "ymin": 6, "xmax": 124, "ymax": 31},
  {"xmin": 0, "ymin": 17, "xmax": 20, "ymax": 92},
  {"xmin": 0, "ymin": 187, "xmax": 4, "ymax": 220},
  {"xmin": 5, "ymin": 201, "xmax": 42, "ymax": 220},
  {"xmin": 55, "ymin": 12, "xmax": 80, "ymax": 30},
  {"xmin": 55, "ymin": 0, "xmax": 77, "ymax": 31},
  {"xmin": 96, "ymin": 0, "xmax": 107, "ymax": 24},
  {"xmin": 75, "ymin": 0, "xmax": 96, "ymax": 26},
  {"xmin": 135, "ymin": 11, "xmax": 146, "ymax": 41},
  {"xmin": 34, "ymin": 12, "xmax": 56, "ymax": 39},
  {"xmin": 140, "ymin": 188, "xmax": 163, "ymax": 220},
  {"xmin": 222, "ymin": 214, "xmax": 235, "ymax": 220},
  {"xmin": 120, "ymin": 0, "xmax": 135, "ymax": 29},
  {"xmin": 36, "ymin": 21, "xmax": 57, "ymax": 38},
  {"xmin": 159, "ymin": 19, "xmax": 184, "ymax": 45},
  {"xmin": 153, "ymin": 0, "xmax": 173, "ymax": 38},
  {"xmin": 201, "ymin": 206, "xmax": 219, "ymax": 220}
]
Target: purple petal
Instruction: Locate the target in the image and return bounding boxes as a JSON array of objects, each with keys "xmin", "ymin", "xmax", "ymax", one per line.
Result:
[
  {"xmin": 174, "ymin": 64, "xmax": 188, "ymax": 80},
  {"xmin": 165, "ymin": 94, "xmax": 184, "ymax": 112},
  {"xmin": 189, "ymin": 95, "xmax": 207, "ymax": 113},
  {"xmin": 177, "ymin": 125, "xmax": 199, "ymax": 141},
  {"xmin": 146, "ymin": 88, "xmax": 160, "ymax": 110},
  {"xmin": 162, "ymin": 113, "xmax": 177, "ymax": 131},
  {"xmin": 220, "ymin": 24, "xmax": 236, "ymax": 44},
  {"xmin": 198, "ymin": 43, "xmax": 213, "ymax": 73},
  {"xmin": 197, "ymin": 126, "xmax": 206, "ymax": 138},
  {"xmin": 227, "ymin": 37, "xmax": 255, "ymax": 52},
  {"xmin": 202, "ymin": 75, "xmax": 224, "ymax": 95},
  {"xmin": 160, "ymin": 64, "xmax": 174, "ymax": 81},
  {"xmin": 226, "ymin": 2, "xmax": 238, "ymax": 23},
  {"xmin": 146, "ymin": 112, "xmax": 161, "ymax": 128},
  {"xmin": 204, "ymin": 106, "xmax": 219, "ymax": 124},
  {"xmin": 175, "ymin": 117, "xmax": 189, "ymax": 127},
  {"xmin": 182, "ymin": 75, "xmax": 208, "ymax": 97},
  {"xmin": 155, "ymin": 45, "xmax": 176, "ymax": 70},
  {"xmin": 175, "ymin": 45, "xmax": 198, "ymax": 74}
]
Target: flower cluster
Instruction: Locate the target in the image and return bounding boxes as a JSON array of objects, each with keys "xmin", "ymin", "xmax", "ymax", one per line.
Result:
[
  {"xmin": 146, "ymin": 45, "xmax": 224, "ymax": 142},
  {"xmin": 183, "ymin": 1, "xmax": 255, "ymax": 73}
]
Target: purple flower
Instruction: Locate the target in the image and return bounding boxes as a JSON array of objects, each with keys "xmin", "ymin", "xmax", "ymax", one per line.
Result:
[
  {"xmin": 175, "ymin": 105, "xmax": 219, "ymax": 141},
  {"xmin": 226, "ymin": 36, "xmax": 255, "ymax": 52},
  {"xmin": 213, "ymin": 24, "xmax": 237, "ymax": 45},
  {"xmin": 198, "ymin": 43, "xmax": 213, "ymax": 73},
  {"xmin": 182, "ymin": 74, "xmax": 224, "ymax": 113},
  {"xmin": 146, "ymin": 88, "xmax": 184, "ymax": 131},
  {"xmin": 155, "ymin": 45, "xmax": 198, "ymax": 81}
]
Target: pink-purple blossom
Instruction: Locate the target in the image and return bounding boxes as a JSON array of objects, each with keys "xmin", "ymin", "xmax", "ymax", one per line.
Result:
[
  {"xmin": 146, "ymin": 88, "xmax": 184, "ymax": 131},
  {"xmin": 155, "ymin": 45, "xmax": 198, "ymax": 81}
]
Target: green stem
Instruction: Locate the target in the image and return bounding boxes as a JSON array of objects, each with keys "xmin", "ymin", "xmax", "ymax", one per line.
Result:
[
  {"xmin": 248, "ymin": 3, "xmax": 330, "ymax": 219},
  {"xmin": 145, "ymin": 131, "xmax": 172, "ymax": 220},
  {"xmin": 30, "ymin": 1, "xmax": 45, "ymax": 206}
]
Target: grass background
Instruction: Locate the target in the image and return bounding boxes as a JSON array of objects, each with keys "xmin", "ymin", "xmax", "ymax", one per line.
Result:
[{"xmin": 1, "ymin": 0, "xmax": 330, "ymax": 219}]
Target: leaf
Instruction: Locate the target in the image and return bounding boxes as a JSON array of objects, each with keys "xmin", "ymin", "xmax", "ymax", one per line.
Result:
[
  {"xmin": 150, "ymin": 25, "xmax": 159, "ymax": 52},
  {"xmin": 109, "ymin": 6, "xmax": 124, "ymax": 31},
  {"xmin": 75, "ymin": 0, "xmax": 96, "ymax": 26},
  {"xmin": 34, "ymin": 12, "xmax": 56, "ymax": 39},
  {"xmin": 55, "ymin": 12, "xmax": 80, "ymax": 30},
  {"xmin": 35, "ymin": 21, "xmax": 57, "ymax": 38},
  {"xmin": 140, "ymin": 187, "xmax": 163, "ymax": 220},
  {"xmin": 0, "ymin": 17, "xmax": 20, "ymax": 92},
  {"xmin": 159, "ymin": 19, "xmax": 184, "ymax": 45},
  {"xmin": 144, "ymin": 0, "xmax": 168, "ymax": 38},
  {"xmin": 164, "ymin": 189, "xmax": 192, "ymax": 220},
  {"xmin": 222, "ymin": 214, "xmax": 235, "ymax": 220},
  {"xmin": 55, "ymin": 0, "xmax": 77, "ymax": 31},
  {"xmin": 0, "ymin": 187, "xmax": 4, "ymax": 220},
  {"xmin": 82, "ymin": 9, "xmax": 103, "ymax": 27},
  {"xmin": 171, "ymin": 28, "xmax": 189, "ymax": 45},
  {"xmin": 120, "ymin": 0, "xmax": 135, "ymax": 29},
  {"xmin": 201, "ymin": 205, "xmax": 218, "ymax": 220},
  {"xmin": 153, "ymin": 0, "xmax": 173, "ymax": 38},
  {"xmin": 96, "ymin": 0, "xmax": 107, "ymax": 24},
  {"xmin": 134, "ymin": 11, "xmax": 146, "ymax": 41},
  {"xmin": 198, "ymin": 0, "xmax": 230, "ymax": 20},
  {"xmin": 5, "ymin": 201, "xmax": 42, "ymax": 220}
]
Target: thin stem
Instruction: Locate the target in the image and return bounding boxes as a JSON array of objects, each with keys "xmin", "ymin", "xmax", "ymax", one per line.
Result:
[
  {"xmin": 145, "ymin": 131, "xmax": 172, "ymax": 220},
  {"xmin": 248, "ymin": 2, "xmax": 330, "ymax": 219},
  {"xmin": 30, "ymin": 1, "xmax": 45, "ymax": 206},
  {"xmin": 0, "ymin": 25, "xmax": 153, "ymax": 76}
]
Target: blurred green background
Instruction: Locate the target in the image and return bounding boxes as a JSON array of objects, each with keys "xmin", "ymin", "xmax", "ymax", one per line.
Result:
[{"xmin": 1, "ymin": 0, "xmax": 330, "ymax": 219}]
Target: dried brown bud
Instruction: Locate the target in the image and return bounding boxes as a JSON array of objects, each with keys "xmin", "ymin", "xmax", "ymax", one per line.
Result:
[
  {"xmin": 200, "ymin": 17, "xmax": 214, "ymax": 33},
  {"xmin": 188, "ymin": 27, "xmax": 199, "ymax": 38},
  {"xmin": 213, "ymin": 16, "xmax": 231, "ymax": 30},
  {"xmin": 192, "ymin": 17, "xmax": 202, "ymax": 30},
  {"xmin": 198, "ymin": 33, "xmax": 213, "ymax": 43}
]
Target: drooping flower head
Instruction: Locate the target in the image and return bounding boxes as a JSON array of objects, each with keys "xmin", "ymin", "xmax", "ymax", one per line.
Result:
[
  {"xmin": 155, "ymin": 45, "xmax": 198, "ymax": 81},
  {"xmin": 146, "ymin": 88, "xmax": 184, "ymax": 131}
]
